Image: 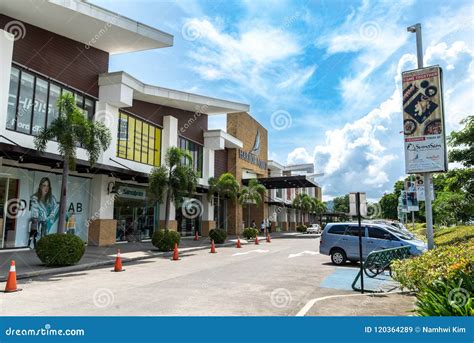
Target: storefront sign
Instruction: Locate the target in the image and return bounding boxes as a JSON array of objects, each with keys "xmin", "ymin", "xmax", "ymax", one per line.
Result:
[
  {"xmin": 402, "ymin": 65, "xmax": 447, "ymax": 173},
  {"xmin": 116, "ymin": 185, "xmax": 147, "ymax": 200}
]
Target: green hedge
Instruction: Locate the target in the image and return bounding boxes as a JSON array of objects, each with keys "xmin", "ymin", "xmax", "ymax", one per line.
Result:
[
  {"xmin": 242, "ymin": 228, "xmax": 258, "ymax": 240},
  {"xmin": 434, "ymin": 226, "xmax": 474, "ymax": 246},
  {"xmin": 392, "ymin": 243, "xmax": 473, "ymax": 291},
  {"xmin": 36, "ymin": 234, "xmax": 85, "ymax": 266},
  {"xmin": 296, "ymin": 225, "xmax": 307, "ymax": 233},
  {"xmin": 209, "ymin": 229, "xmax": 227, "ymax": 244},
  {"xmin": 152, "ymin": 230, "xmax": 180, "ymax": 251}
]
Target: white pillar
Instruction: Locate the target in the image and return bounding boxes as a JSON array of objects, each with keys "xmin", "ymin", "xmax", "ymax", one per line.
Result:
[
  {"xmin": 89, "ymin": 174, "xmax": 115, "ymax": 220},
  {"xmin": 94, "ymin": 101, "xmax": 120, "ymax": 164},
  {"xmin": 202, "ymin": 146, "xmax": 215, "ymax": 183},
  {"xmin": 159, "ymin": 115, "xmax": 178, "ymax": 222},
  {"xmin": 0, "ymin": 30, "xmax": 14, "ymax": 138}
]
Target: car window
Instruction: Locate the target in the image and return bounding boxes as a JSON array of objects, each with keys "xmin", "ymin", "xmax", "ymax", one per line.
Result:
[
  {"xmin": 346, "ymin": 226, "xmax": 363, "ymax": 236},
  {"xmin": 367, "ymin": 226, "xmax": 391, "ymax": 240},
  {"xmin": 327, "ymin": 225, "xmax": 347, "ymax": 235}
]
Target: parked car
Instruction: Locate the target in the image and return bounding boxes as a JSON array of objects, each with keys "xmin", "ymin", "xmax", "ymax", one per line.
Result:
[
  {"xmin": 307, "ymin": 224, "xmax": 321, "ymax": 234},
  {"xmin": 319, "ymin": 222, "xmax": 427, "ymax": 265}
]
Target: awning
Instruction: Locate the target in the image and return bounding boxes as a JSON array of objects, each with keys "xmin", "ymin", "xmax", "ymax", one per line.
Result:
[
  {"xmin": 242, "ymin": 175, "xmax": 319, "ymax": 189},
  {"xmin": 0, "ymin": 142, "xmax": 149, "ymax": 183}
]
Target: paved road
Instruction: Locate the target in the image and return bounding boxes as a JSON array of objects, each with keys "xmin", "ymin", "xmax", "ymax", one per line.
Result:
[{"xmin": 1, "ymin": 236, "xmax": 348, "ymax": 316}]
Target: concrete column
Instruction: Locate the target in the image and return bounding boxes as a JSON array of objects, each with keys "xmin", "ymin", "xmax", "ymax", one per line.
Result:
[
  {"xmin": 87, "ymin": 174, "xmax": 117, "ymax": 246},
  {"xmin": 0, "ymin": 30, "xmax": 14, "ymax": 138},
  {"xmin": 201, "ymin": 196, "xmax": 215, "ymax": 236},
  {"xmin": 94, "ymin": 101, "xmax": 120, "ymax": 165},
  {"xmin": 159, "ymin": 115, "xmax": 178, "ymax": 230},
  {"xmin": 202, "ymin": 146, "xmax": 215, "ymax": 183}
]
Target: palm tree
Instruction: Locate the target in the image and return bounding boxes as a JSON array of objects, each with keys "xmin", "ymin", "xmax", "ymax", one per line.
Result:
[
  {"xmin": 35, "ymin": 93, "xmax": 111, "ymax": 234},
  {"xmin": 238, "ymin": 179, "xmax": 266, "ymax": 229},
  {"xmin": 311, "ymin": 197, "xmax": 326, "ymax": 224},
  {"xmin": 300, "ymin": 194, "xmax": 313, "ymax": 225},
  {"xmin": 149, "ymin": 147, "xmax": 198, "ymax": 230},
  {"xmin": 292, "ymin": 193, "xmax": 303, "ymax": 225},
  {"xmin": 208, "ymin": 173, "xmax": 239, "ymax": 230}
]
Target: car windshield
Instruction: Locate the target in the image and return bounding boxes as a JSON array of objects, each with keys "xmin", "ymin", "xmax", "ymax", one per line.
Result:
[{"xmin": 381, "ymin": 225, "xmax": 414, "ymax": 240}]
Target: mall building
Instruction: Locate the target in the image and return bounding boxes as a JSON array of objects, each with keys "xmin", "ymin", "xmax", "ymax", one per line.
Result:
[{"xmin": 0, "ymin": 0, "xmax": 321, "ymax": 249}]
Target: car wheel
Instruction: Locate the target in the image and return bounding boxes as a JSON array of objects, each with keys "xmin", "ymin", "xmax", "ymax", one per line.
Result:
[{"xmin": 331, "ymin": 249, "xmax": 346, "ymax": 265}]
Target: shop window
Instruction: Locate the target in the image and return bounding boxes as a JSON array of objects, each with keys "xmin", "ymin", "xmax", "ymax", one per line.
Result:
[
  {"xmin": 117, "ymin": 112, "xmax": 161, "ymax": 167},
  {"xmin": 276, "ymin": 188, "xmax": 283, "ymax": 199},
  {"xmin": 6, "ymin": 65, "xmax": 96, "ymax": 136},
  {"xmin": 178, "ymin": 136, "xmax": 203, "ymax": 178}
]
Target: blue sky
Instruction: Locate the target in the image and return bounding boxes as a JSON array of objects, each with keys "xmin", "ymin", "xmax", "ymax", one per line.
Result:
[{"xmin": 92, "ymin": 0, "xmax": 473, "ymax": 201}]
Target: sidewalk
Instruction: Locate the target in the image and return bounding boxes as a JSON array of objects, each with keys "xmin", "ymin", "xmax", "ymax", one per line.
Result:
[{"xmin": 0, "ymin": 232, "xmax": 297, "ymax": 281}]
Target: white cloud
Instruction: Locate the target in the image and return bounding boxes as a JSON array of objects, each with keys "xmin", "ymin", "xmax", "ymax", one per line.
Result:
[
  {"xmin": 183, "ymin": 18, "xmax": 312, "ymax": 99},
  {"xmin": 287, "ymin": 147, "xmax": 314, "ymax": 165}
]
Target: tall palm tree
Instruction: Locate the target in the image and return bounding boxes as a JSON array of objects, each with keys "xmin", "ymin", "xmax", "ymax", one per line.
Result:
[
  {"xmin": 149, "ymin": 147, "xmax": 198, "ymax": 230},
  {"xmin": 35, "ymin": 93, "xmax": 111, "ymax": 234},
  {"xmin": 292, "ymin": 193, "xmax": 303, "ymax": 225},
  {"xmin": 310, "ymin": 197, "xmax": 326, "ymax": 224},
  {"xmin": 300, "ymin": 193, "xmax": 313, "ymax": 225},
  {"xmin": 208, "ymin": 173, "xmax": 239, "ymax": 230},
  {"xmin": 238, "ymin": 179, "xmax": 266, "ymax": 229}
]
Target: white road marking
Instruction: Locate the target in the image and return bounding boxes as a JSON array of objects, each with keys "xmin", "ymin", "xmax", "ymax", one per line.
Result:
[
  {"xmin": 288, "ymin": 251, "xmax": 319, "ymax": 258},
  {"xmin": 295, "ymin": 291, "xmax": 408, "ymax": 316},
  {"xmin": 233, "ymin": 249, "xmax": 269, "ymax": 256}
]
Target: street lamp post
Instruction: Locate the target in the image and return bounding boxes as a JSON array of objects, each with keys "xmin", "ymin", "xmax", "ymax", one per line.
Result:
[{"xmin": 407, "ymin": 23, "xmax": 435, "ymax": 250}]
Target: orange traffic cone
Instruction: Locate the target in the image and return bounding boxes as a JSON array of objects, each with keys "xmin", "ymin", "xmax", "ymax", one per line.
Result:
[
  {"xmin": 210, "ymin": 240, "xmax": 216, "ymax": 253},
  {"xmin": 172, "ymin": 243, "xmax": 180, "ymax": 261},
  {"xmin": 194, "ymin": 231, "xmax": 199, "ymax": 241},
  {"xmin": 4, "ymin": 260, "xmax": 21, "ymax": 293},
  {"xmin": 266, "ymin": 234, "xmax": 271, "ymax": 243},
  {"xmin": 236, "ymin": 237, "xmax": 242, "ymax": 248},
  {"xmin": 114, "ymin": 249, "xmax": 124, "ymax": 272},
  {"xmin": 255, "ymin": 235, "xmax": 259, "ymax": 245}
]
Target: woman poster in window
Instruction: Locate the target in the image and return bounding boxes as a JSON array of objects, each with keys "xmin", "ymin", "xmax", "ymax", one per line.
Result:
[{"xmin": 30, "ymin": 177, "xmax": 59, "ymax": 237}]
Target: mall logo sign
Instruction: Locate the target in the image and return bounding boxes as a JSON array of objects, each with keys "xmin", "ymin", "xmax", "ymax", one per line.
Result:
[{"xmin": 239, "ymin": 129, "xmax": 266, "ymax": 169}]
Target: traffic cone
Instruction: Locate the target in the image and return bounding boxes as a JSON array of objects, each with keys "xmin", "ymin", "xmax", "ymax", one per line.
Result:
[
  {"xmin": 266, "ymin": 234, "xmax": 271, "ymax": 243},
  {"xmin": 172, "ymin": 243, "xmax": 180, "ymax": 261},
  {"xmin": 255, "ymin": 235, "xmax": 259, "ymax": 245},
  {"xmin": 210, "ymin": 240, "xmax": 216, "ymax": 253},
  {"xmin": 4, "ymin": 260, "xmax": 21, "ymax": 293},
  {"xmin": 236, "ymin": 237, "xmax": 242, "ymax": 248},
  {"xmin": 113, "ymin": 249, "xmax": 124, "ymax": 272},
  {"xmin": 194, "ymin": 231, "xmax": 199, "ymax": 241}
]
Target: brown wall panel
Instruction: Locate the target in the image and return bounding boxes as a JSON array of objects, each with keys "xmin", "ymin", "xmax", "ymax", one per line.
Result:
[
  {"xmin": 123, "ymin": 100, "xmax": 208, "ymax": 144},
  {"xmin": 214, "ymin": 149, "xmax": 228, "ymax": 178},
  {"xmin": 1, "ymin": 14, "xmax": 109, "ymax": 97}
]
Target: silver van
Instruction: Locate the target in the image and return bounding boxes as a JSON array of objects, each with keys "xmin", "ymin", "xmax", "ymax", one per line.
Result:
[{"xmin": 319, "ymin": 222, "xmax": 427, "ymax": 265}]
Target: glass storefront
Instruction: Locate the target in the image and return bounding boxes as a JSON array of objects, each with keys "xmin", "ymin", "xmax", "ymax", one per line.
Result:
[
  {"xmin": 176, "ymin": 196, "xmax": 203, "ymax": 236},
  {"xmin": 0, "ymin": 167, "xmax": 91, "ymax": 248},
  {"xmin": 178, "ymin": 137, "xmax": 203, "ymax": 178},
  {"xmin": 7, "ymin": 64, "xmax": 96, "ymax": 136},
  {"xmin": 113, "ymin": 184, "xmax": 157, "ymax": 242}
]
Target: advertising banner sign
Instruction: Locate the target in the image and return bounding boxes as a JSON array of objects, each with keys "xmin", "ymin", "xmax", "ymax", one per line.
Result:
[
  {"xmin": 349, "ymin": 192, "xmax": 367, "ymax": 217},
  {"xmin": 399, "ymin": 191, "xmax": 410, "ymax": 213},
  {"xmin": 402, "ymin": 65, "xmax": 447, "ymax": 173},
  {"xmin": 414, "ymin": 174, "xmax": 435, "ymax": 201},
  {"xmin": 405, "ymin": 180, "xmax": 419, "ymax": 211}
]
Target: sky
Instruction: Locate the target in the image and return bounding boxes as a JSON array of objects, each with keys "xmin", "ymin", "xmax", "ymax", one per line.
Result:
[{"xmin": 92, "ymin": 0, "xmax": 474, "ymax": 201}]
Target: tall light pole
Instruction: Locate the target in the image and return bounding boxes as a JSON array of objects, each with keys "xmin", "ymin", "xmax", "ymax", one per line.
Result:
[{"xmin": 407, "ymin": 23, "xmax": 434, "ymax": 250}]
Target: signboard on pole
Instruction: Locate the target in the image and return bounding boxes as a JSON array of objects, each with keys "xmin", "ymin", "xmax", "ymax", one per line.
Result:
[
  {"xmin": 414, "ymin": 174, "xmax": 434, "ymax": 201},
  {"xmin": 399, "ymin": 191, "xmax": 410, "ymax": 213},
  {"xmin": 402, "ymin": 65, "xmax": 447, "ymax": 173},
  {"xmin": 405, "ymin": 180, "xmax": 419, "ymax": 211},
  {"xmin": 349, "ymin": 192, "xmax": 367, "ymax": 217}
]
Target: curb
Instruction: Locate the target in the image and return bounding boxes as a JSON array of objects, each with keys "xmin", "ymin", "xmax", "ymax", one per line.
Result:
[{"xmin": 5, "ymin": 236, "xmax": 290, "ymax": 282}]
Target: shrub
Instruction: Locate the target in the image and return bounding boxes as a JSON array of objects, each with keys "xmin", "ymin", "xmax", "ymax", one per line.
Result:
[
  {"xmin": 242, "ymin": 228, "xmax": 258, "ymax": 240},
  {"xmin": 209, "ymin": 229, "xmax": 227, "ymax": 244},
  {"xmin": 152, "ymin": 229, "xmax": 181, "ymax": 251},
  {"xmin": 414, "ymin": 272, "xmax": 473, "ymax": 316},
  {"xmin": 434, "ymin": 226, "xmax": 474, "ymax": 246},
  {"xmin": 296, "ymin": 225, "xmax": 307, "ymax": 233},
  {"xmin": 36, "ymin": 233, "xmax": 85, "ymax": 266},
  {"xmin": 392, "ymin": 243, "xmax": 473, "ymax": 291}
]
